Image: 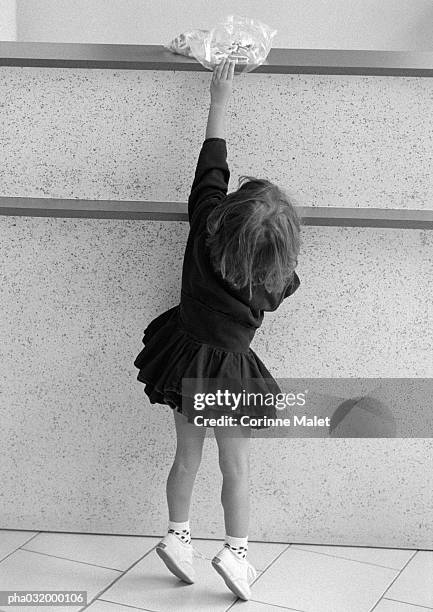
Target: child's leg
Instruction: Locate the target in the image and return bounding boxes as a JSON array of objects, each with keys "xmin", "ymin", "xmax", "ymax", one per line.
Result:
[
  {"xmin": 214, "ymin": 423, "xmax": 252, "ymax": 540},
  {"xmin": 211, "ymin": 423, "xmax": 255, "ymax": 600},
  {"xmin": 166, "ymin": 409, "xmax": 207, "ymax": 524},
  {"xmin": 156, "ymin": 410, "xmax": 205, "ymax": 584}
]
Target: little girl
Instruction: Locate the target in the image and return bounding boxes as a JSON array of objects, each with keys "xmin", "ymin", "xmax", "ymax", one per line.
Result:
[{"xmin": 134, "ymin": 58, "xmax": 301, "ymax": 601}]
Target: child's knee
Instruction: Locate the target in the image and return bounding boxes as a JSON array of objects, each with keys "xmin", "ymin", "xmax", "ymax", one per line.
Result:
[
  {"xmin": 173, "ymin": 453, "xmax": 202, "ymax": 475},
  {"xmin": 219, "ymin": 455, "xmax": 250, "ymax": 480}
]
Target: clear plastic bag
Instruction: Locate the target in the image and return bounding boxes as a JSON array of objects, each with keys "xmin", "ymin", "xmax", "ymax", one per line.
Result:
[
  {"xmin": 164, "ymin": 15, "xmax": 277, "ymax": 74},
  {"xmin": 164, "ymin": 29, "xmax": 209, "ymax": 59}
]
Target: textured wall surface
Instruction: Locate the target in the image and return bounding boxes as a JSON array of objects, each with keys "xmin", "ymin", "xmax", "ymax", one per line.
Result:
[
  {"xmin": 1, "ymin": 66, "xmax": 432, "ymax": 547},
  {"xmin": 1, "ymin": 68, "xmax": 433, "ymax": 210}
]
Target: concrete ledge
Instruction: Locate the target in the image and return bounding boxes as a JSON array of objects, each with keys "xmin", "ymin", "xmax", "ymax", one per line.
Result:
[
  {"xmin": 1, "ymin": 42, "xmax": 433, "ymax": 76},
  {"xmin": 1, "ymin": 197, "xmax": 432, "ymax": 228}
]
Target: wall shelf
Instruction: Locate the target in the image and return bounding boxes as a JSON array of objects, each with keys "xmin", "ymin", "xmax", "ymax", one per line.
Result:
[
  {"xmin": 1, "ymin": 42, "xmax": 433, "ymax": 76},
  {"xmin": 0, "ymin": 197, "xmax": 432, "ymax": 229}
]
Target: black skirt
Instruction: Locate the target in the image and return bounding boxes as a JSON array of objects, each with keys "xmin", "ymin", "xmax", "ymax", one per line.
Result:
[{"xmin": 133, "ymin": 305, "xmax": 282, "ymax": 429}]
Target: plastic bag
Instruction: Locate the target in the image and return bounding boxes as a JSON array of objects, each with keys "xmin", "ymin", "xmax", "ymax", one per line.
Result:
[
  {"xmin": 164, "ymin": 15, "xmax": 277, "ymax": 74},
  {"xmin": 164, "ymin": 29, "xmax": 209, "ymax": 59}
]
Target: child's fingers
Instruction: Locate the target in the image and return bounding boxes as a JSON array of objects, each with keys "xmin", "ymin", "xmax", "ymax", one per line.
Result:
[
  {"xmin": 216, "ymin": 58, "xmax": 225, "ymax": 78},
  {"xmin": 213, "ymin": 57, "xmax": 235, "ymax": 81},
  {"xmin": 229, "ymin": 59, "xmax": 236, "ymax": 79},
  {"xmin": 221, "ymin": 57, "xmax": 230, "ymax": 79}
]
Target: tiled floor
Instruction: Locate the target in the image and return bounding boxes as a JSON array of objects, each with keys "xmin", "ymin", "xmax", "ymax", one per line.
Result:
[{"xmin": 0, "ymin": 530, "xmax": 432, "ymax": 612}]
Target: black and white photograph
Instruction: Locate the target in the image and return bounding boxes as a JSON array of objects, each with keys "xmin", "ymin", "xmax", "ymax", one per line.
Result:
[{"xmin": 1, "ymin": 1, "xmax": 432, "ymax": 611}]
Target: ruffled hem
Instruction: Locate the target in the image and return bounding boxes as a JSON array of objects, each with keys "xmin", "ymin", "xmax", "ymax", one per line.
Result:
[{"xmin": 133, "ymin": 305, "xmax": 281, "ymax": 429}]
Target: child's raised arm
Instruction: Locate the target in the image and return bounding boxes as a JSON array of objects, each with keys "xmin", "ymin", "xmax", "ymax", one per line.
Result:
[
  {"xmin": 187, "ymin": 59, "xmax": 236, "ymax": 224},
  {"xmin": 205, "ymin": 58, "xmax": 236, "ymax": 140}
]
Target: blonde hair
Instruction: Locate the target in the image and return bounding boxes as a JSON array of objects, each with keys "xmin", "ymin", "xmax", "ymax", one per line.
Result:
[{"xmin": 205, "ymin": 176, "xmax": 301, "ymax": 298}]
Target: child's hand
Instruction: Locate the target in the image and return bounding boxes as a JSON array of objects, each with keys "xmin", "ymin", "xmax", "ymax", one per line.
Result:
[{"xmin": 210, "ymin": 57, "xmax": 237, "ymax": 106}]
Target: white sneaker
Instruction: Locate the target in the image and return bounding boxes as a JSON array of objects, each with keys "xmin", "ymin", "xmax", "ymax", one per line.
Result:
[
  {"xmin": 155, "ymin": 533, "xmax": 196, "ymax": 584},
  {"xmin": 211, "ymin": 546, "xmax": 258, "ymax": 600}
]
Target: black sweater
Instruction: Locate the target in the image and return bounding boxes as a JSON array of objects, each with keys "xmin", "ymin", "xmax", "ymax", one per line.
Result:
[{"xmin": 178, "ymin": 137, "xmax": 300, "ymax": 353}]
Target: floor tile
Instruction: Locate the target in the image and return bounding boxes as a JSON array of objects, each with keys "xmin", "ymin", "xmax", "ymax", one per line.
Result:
[
  {"xmin": 0, "ymin": 548, "xmax": 119, "ymax": 612},
  {"xmin": 101, "ymin": 542, "xmax": 247, "ymax": 612},
  {"xmin": 291, "ymin": 544, "xmax": 416, "ymax": 569},
  {"xmin": 374, "ymin": 599, "xmax": 433, "ymax": 611},
  {"xmin": 22, "ymin": 532, "xmax": 160, "ymax": 571},
  {"xmin": 86, "ymin": 600, "xmax": 153, "ymax": 611},
  {"xmin": 0, "ymin": 530, "xmax": 39, "ymax": 562},
  {"xmin": 230, "ymin": 600, "xmax": 302, "ymax": 611},
  {"xmin": 249, "ymin": 547, "xmax": 397, "ymax": 612},
  {"xmin": 384, "ymin": 551, "xmax": 433, "ymax": 608}
]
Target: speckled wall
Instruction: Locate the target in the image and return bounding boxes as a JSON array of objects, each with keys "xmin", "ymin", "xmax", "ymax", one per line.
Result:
[{"xmin": 1, "ymin": 67, "xmax": 432, "ymax": 548}]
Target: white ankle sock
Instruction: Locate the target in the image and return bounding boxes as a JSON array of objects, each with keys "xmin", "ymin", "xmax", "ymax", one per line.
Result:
[
  {"xmin": 224, "ymin": 534, "xmax": 248, "ymax": 559},
  {"xmin": 168, "ymin": 520, "xmax": 191, "ymax": 544}
]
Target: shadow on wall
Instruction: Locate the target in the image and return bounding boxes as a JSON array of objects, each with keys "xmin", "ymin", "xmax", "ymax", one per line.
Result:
[{"xmin": 254, "ymin": 378, "xmax": 433, "ymax": 439}]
